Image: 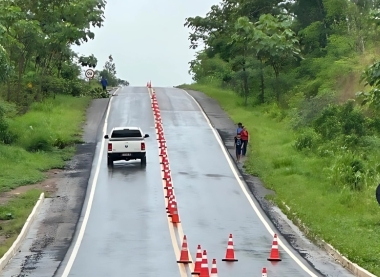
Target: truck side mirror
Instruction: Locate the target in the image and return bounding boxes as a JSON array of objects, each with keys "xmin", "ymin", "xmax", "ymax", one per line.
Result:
[
  {"xmin": 104, "ymin": 135, "xmax": 109, "ymax": 139},
  {"xmin": 144, "ymin": 134, "xmax": 149, "ymax": 138}
]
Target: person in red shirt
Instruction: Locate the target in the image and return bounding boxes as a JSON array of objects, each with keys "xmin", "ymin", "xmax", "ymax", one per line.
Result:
[{"xmin": 240, "ymin": 126, "xmax": 249, "ymax": 156}]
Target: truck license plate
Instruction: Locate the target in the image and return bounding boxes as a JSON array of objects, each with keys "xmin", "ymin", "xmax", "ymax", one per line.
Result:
[{"xmin": 122, "ymin": 153, "xmax": 131, "ymax": 156}]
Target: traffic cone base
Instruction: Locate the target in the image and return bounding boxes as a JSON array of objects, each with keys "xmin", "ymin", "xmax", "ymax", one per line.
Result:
[{"xmin": 222, "ymin": 257, "xmax": 238, "ymax": 261}]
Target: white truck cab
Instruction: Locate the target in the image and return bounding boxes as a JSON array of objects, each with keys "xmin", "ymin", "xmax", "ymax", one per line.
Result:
[{"xmin": 104, "ymin": 127, "xmax": 149, "ymax": 166}]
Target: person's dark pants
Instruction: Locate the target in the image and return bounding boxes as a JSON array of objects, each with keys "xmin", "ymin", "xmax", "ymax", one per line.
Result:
[
  {"xmin": 236, "ymin": 146, "xmax": 242, "ymax": 156},
  {"xmin": 102, "ymin": 85, "xmax": 107, "ymax": 91},
  {"xmin": 242, "ymin": 140, "xmax": 248, "ymax": 156}
]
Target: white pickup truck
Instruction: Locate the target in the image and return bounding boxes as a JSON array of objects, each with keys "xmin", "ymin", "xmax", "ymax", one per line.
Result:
[{"xmin": 104, "ymin": 127, "xmax": 150, "ymax": 166}]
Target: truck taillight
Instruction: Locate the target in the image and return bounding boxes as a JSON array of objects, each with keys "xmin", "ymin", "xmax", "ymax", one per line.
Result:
[
  {"xmin": 108, "ymin": 143, "xmax": 112, "ymax": 151},
  {"xmin": 141, "ymin": 142, "xmax": 145, "ymax": 150}
]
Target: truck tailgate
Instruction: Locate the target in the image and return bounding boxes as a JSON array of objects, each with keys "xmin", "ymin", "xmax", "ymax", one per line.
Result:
[{"xmin": 109, "ymin": 138, "xmax": 142, "ymax": 152}]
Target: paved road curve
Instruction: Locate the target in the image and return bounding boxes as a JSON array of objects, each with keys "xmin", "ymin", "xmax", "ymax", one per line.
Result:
[{"xmin": 55, "ymin": 86, "xmax": 353, "ymax": 277}]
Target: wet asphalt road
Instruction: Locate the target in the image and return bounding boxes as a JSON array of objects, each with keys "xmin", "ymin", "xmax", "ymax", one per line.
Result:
[
  {"xmin": 154, "ymin": 87, "xmax": 323, "ymax": 277},
  {"xmin": 61, "ymin": 87, "xmax": 179, "ymax": 276},
  {"xmin": 55, "ymin": 86, "xmax": 329, "ymax": 277}
]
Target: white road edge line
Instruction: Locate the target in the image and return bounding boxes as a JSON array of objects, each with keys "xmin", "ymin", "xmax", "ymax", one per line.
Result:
[
  {"xmin": 181, "ymin": 89, "xmax": 318, "ymax": 277},
  {"xmin": 61, "ymin": 88, "xmax": 119, "ymax": 277}
]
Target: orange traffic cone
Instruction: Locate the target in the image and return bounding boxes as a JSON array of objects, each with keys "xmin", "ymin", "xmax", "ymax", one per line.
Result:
[
  {"xmin": 163, "ymin": 169, "xmax": 171, "ymax": 180},
  {"xmin": 165, "ymin": 187, "xmax": 173, "ymax": 198},
  {"xmin": 192, "ymin": 245, "xmax": 202, "ymax": 275},
  {"xmin": 159, "ymin": 148, "xmax": 167, "ymax": 156},
  {"xmin": 199, "ymin": 250, "xmax": 209, "ymax": 277},
  {"xmin": 162, "ymin": 163, "xmax": 170, "ymax": 171},
  {"xmin": 222, "ymin": 234, "xmax": 238, "ymax": 261},
  {"xmin": 170, "ymin": 201, "xmax": 180, "ymax": 223},
  {"xmin": 262, "ymin": 267, "xmax": 267, "ymax": 277},
  {"xmin": 164, "ymin": 179, "xmax": 173, "ymax": 189},
  {"xmin": 160, "ymin": 156, "xmax": 168, "ymax": 164},
  {"xmin": 166, "ymin": 195, "xmax": 174, "ymax": 213},
  {"xmin": 267, "ymin": 234, "xmax": 281, "ymax": 261},
  {"xmin": 177, "ymin": 235, "xmax": 192, "ymax": 263},
  {"xmin": 210, "ymin": 259, "xmax": 218, "ymax": 277},
  {"xmin": 159, "ymin": 142, "xmax": 166, "ymax": 149}
]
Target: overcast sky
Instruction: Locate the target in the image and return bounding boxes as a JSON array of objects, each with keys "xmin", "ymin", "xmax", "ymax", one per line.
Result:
[{"xmin": 72, "ymin": 0, "xmax": 218, "ymax": 87}]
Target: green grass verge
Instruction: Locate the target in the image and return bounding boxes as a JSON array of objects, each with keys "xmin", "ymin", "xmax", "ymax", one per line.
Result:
[
  {"xmin": 180, "ymin": 83, "xmax": 380, "ymax": 275},
  {"xmin": 0, "ymin": 94, "xmax": 92, "ymax": 192},
  {"xmin": 0, "ymin": 189, "xmax": 43, "ymax": 258}
]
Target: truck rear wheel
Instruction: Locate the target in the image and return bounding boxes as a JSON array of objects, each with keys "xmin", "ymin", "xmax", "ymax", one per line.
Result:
[
  {"xmin": 107, "ymin": 157, "xmax": 113, "ymax": 167},
  {"xmin": 141, "ymin": 156, "xmax": 146, "ymax": 166}
]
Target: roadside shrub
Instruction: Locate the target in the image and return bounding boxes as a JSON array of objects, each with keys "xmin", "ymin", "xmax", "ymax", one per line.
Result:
[
  {"xmin": 290, "ymin": 92, "xmax": 334, "ymax": 130},
  {"xmin": 65, "ymin": 80, "xmax": 86, "ymax": 97},
  {"xmin": 0, "ymin": 101, "xmax": 17, "ymax": 144},
  {"xmin": 85, "ymin": 87, "xmax": 110, "ymax": 99},
  {"xmin": 327, "ymin": 151, "xmax": 368, "ymax": 191},
  {"xmin": 24, "ymin": 134, "xmax": 52, "ymax": 152},
  {"xmin": 313, "ymin": 104, "xmax": 341, "ymax": 140},
  {"xmin": 294, "ymin": 128, "xmax": 320, "ymax": 151}
]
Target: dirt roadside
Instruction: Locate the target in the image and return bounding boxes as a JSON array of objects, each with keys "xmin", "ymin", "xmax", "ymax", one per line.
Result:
[
  {"xmin": 184, "ymin": 89, "xmax": 356, "ymax": 277},
  {"xmin": 0, "ymin": 92, "xmax": 112, "ymax": 277}
]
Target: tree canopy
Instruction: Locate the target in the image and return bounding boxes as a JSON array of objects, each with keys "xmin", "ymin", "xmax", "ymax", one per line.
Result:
[
  {"xmin": 0, "ymin": 0, "xmax": 128, "ymax": 106},
  {"xmin": 185, "ymin": 0, "xmax": 380, "ymax": 106}
]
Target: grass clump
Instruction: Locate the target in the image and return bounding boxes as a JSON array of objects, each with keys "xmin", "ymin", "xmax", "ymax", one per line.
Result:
[
  {"xmin": 0, "ymin": 189, "xmax": 43, "ymax": 258},
  {"xmin": 181, "ymin": 82, "xmax": 380, "ymax": 275},
  {"xmin": 0, "ymin": 94, "xmax": 91, "ymax": 192}
]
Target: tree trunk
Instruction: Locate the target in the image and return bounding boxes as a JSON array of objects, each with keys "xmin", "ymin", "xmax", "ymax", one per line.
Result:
[
  {"xmin": 259, "ymin": 59, "xmax": 265, "ymax": 104},
  {"xmin": 17, "ymin": 56, "xmax": 24, "ymax": 104},
  {"xmin": 242, "ymin": 66, "xmax": 249, "ymax": 106}
]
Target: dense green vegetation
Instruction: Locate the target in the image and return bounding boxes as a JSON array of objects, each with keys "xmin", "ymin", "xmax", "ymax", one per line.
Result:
[
  {"xmin": 0, "ymin": 0, "xmax": 128, "ymax": 254},
  {"xmin": 182, "ymin": 0, "xmax": 380, "ymax": 274}
]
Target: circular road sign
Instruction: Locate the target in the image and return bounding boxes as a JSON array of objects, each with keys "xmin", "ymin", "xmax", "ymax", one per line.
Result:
[{"xmin": 85, "ymin": 69, "xmax": 95, "ymax": 79}]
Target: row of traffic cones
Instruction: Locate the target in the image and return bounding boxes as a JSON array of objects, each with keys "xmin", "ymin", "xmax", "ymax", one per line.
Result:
[
  {"xmin": 150, "ymin": 87, "xmax": 180, "ymax": 224},
  {"xmin": 176, "ymin": 233, "xmax": 279, "ymax": 276},
  {"xmin": 148, "ymin": 84, "xmax": 280, "ymax": 276},
  {"xmin": 149, "ymin": 87, "xmax": 218, "ymax": 274}
]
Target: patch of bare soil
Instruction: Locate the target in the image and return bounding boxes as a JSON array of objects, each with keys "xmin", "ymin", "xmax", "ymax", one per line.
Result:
[{"xmin": 0, "ymin": 169, "xmax": 63, "ymax": 205}]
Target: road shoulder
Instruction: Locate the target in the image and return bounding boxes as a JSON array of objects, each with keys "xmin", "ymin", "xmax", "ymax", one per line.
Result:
[
  {"xmin": 184, "ymin": 88, "xmax": 355, "ymax": 277},
  {"xmin": 0, "ymin": 95, "xmax": 111, "ymax": 276}
]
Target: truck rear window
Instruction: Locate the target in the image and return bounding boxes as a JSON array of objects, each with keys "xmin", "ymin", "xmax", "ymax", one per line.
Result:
[{"xmin": 111, "ymin": 129, "xmax": 142, "ymax": 138}]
